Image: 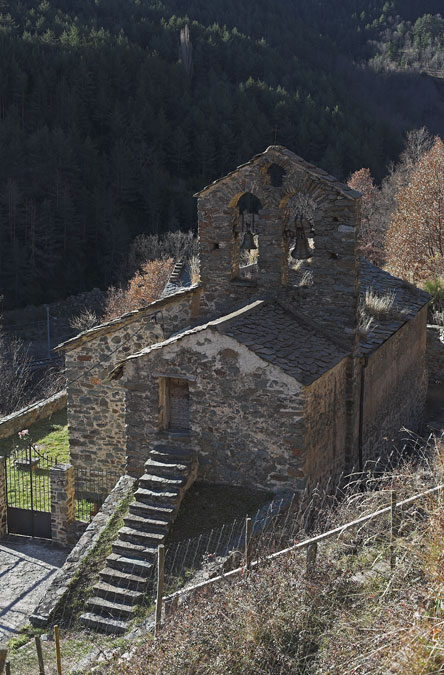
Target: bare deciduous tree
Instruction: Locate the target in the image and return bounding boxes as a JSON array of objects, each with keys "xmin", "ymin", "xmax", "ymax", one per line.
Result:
[
  {"xmin": 126, "ymin": 230, "xmax": 197, "ymax": 277},
  {"xmin": 104, "ymin": 258, "xmax": 174, "ymax": 321},
  {"xmin": 386, "ymin": 136, "xmax": 444, "ymax": 281},
  {"xmin": 69, "ymin": 308, "xmax": 99, "ymax": 333},
  {"xmin": 0, "ymin": 328, "xmax": 33, "ymax": 415}
]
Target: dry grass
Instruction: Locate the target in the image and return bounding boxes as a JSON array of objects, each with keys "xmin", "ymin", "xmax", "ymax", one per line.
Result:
[
  {"xmin": 240, "ymin": 247, "xmax": 259, "ymax": 267},
  {"xmin": 300, "ymin": 270, "xmax": 313, "ymax": 288},
  {"xmin": 96, "ymin": 439, "xmax": 444, "ymax": 675},
  {"xmin": 365, "ymin": 286, "xmax": 397, "ymax": 319},
  {"xmin": 189, "ymin": 256, "xmax": 200, "ymax": 284},
  {"xmin": 359, "ymin": 304, "xmax": 376, "ymax": 337}
]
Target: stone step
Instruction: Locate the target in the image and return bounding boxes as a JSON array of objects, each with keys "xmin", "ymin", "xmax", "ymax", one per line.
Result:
[
  {"xmin": 99, "ymin": 567, "xmax": 150, "ymax": 592},
  {"xmin": 120, "ymin": 526, "xmax": 166, "ymax": 548},
  {"xmin": 79, "ymin": 612, "xmax": 128, "ymax": 635},
  {"xmin": 86, "ymin": 596, "xmax": 136, "ymax": 620},
  {"xmin": 138, "ymin": 473, "xmax": 186, "ymax": 489},
  {"xmin": 112, "ymin": 539, "xmax": 157, "ymax": 561},
  {"xmin": 158, "ymin": 431, "xmax": 191, "ymax": 442},
  {"xmin": 129, "ymin": 500, "xmax": 175, "ymax": 519},
  {"xmin": 144, "ymin": 458, "xmax": 190, "ymax": 475},
  {"xmin": 150, "ymin": 445, "xmax": 194, "ymax": 462},
  {"xmin": 107, "ymin": 552, "xmax": 154, "ymax": 576},
  {"xmin": 134, "ymin": 486, "xmax": 180, "ymax": 504},
  {"xmin": 124, "ymin": 514, "xmax": 169, "ymax": 533},
  {"xmin": 94, "ymin": 581, "xmax": 143, "ymax": 605}
]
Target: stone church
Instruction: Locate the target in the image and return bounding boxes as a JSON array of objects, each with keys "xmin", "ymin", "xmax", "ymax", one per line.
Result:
[{"xmin": 58, "ymin": 146, "xmax": 429, "ymax": 495}]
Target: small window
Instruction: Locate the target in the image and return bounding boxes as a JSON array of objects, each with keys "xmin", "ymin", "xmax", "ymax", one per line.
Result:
[{"xmin": 267, "ymin": 163, "xmax": 286, "ymax": 187}]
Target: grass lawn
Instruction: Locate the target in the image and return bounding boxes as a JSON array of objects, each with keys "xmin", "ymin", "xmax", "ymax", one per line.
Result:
[
  {"xmin": 0, "ymin": 408, "xmax": 69, "ymax": 462},
  {"xmin": 1, "ymin": 409, "xmax": 94, "ymax": 520}
]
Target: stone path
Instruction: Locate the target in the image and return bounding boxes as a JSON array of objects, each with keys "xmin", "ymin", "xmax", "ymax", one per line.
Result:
[{"xmin": 0, "ymin": 535, "xmax": 68, "ymax": 645}]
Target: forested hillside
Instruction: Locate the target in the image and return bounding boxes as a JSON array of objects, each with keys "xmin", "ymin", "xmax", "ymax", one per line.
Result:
[{"xmin": 1, "ymin": 0, "xmax": 444, "ymax": 307}]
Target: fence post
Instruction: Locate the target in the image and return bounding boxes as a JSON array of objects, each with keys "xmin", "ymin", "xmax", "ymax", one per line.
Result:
[
  {"xmin": 0, "ymin": 649, "xmax": 7, "ymax": 674},
  {"xmin": 390, "ymin": 490, "xmax": 398, "ymax": 569},
  {"xmin": 306, "ymin": 542, "xmax": 318, "ymax": 574},
  {"xmin": 54, "ymin": 625, "xmax": 62, "ymax": 675},
  {"xmin": 35, "ymin": 635, "xmax": 46, "ymax": 674},
  {"xmin": 0, "ymin": 458, "xmax": 7, "ymax": 538},
  {"xmin": 50, "ymin": 464, "xmax": 75, "ymax": 546},
  {"xmin": 155, "ymin": 544, "xmax": 165, "ymax": 637},
  {"xmin": 245, "ymin": 517, "xmax": 252, "ymax": 571}
]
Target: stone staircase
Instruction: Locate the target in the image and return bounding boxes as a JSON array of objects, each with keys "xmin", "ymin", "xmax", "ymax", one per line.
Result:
[{"xmin": 80, "ymin": 441, "xmax": 197, "ymax": 634}]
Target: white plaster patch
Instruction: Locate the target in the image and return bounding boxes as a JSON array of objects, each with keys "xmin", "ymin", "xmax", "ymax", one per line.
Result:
[{"xmin": 148, "ymin": 329, "xmax": 303, "ymax": 394}]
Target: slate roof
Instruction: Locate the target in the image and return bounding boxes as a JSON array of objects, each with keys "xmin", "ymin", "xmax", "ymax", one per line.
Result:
[
  {"xmin": 219, "ymin": 301, "xmax": 348, "ymax": 385},
  {"xmin": 359, "ymin": 260, "xmax": 430, "ymax": 355},
  {"xmin": 110, "ymin": 299, "xmax": 348, "ymax": 387}
]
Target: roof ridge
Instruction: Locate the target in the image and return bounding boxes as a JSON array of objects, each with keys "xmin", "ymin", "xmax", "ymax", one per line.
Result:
[
  {"xmin": 193, "ymin": 146, "xmax": 360, "ymax": 201},
  {"xmin": 56, "ymin": 284, "xmax": 201, "ymax": 353}
]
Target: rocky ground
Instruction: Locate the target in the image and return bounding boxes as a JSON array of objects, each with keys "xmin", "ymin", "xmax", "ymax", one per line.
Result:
[{"xmin": 0, "ymin": 535, "xmax": 67, "ymax": 646}]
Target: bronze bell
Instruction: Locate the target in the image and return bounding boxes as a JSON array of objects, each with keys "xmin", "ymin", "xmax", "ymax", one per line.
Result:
[
  {"xmin": 291, "ymin": 235, "xmax": 312, "ymax": 259},
  {"xmin": 241, "ymin": 230, "xmax": 257, "ymax": 251}
]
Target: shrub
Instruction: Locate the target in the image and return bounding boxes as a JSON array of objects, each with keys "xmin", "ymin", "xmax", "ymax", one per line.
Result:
[
  {"xmin": 69, "ymin": 308, "xmax": 99, "ymax": 333},
  {"xmin": 423, "ymin": 277, "xmax": 444, "ymax": 313},
  {"xmin": 104, "ymin": 258, "xmax": 173, "ymax": 321}
]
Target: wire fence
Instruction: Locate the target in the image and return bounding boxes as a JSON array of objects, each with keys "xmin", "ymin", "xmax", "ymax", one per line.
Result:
[
  {"xmin": 74, "ymin": 467, "xmax": 122, "ymax": 523},
  {"xmin": 49, "ymin": 431, "xmax": 442, "ymax": 631},
  {"xmin": 3, "ymin": 431, "xmax": 444, "ymax": 673}
]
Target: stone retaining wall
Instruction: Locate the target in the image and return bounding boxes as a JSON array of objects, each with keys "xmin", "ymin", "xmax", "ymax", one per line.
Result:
[
  {"xmin": 0, "ymin": 390, "xmax": 66, "ymax": 440},
  {"xmin": 30, "ymin": 474, "xmax": 135, "ymax": 628},
  {"xmin": 0, "ymin": 458, "xmax": 6, "ymax": 537},
  {"xmin": 427, "ymin": 325, "xmax": 444, "ymax": 384}
]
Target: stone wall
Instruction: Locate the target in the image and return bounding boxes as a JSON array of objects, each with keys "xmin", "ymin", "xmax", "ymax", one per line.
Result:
[
  {"xmin": 63, "ymin": 288, "xmax": 199, "ymax": 474},
  {"xmin": 362, "ymin": 306, "xmax": 428, "ymax": 462},
  {"xmin": 50, "ymin": 464, "xmax": 75, "ymax": 546},
  {"xmin": 427, "ymin": 325, "xmax": 444, "ymax": 384},
  {"xmin": 0, "ymin": 457, "xmax": 6, "ymax": 538},
  {"xmin": 197, "ymin": 146, "xmax": 360, "ymax": 348},
  {"xmin": 303, "ymin": 358, "xmax": 349, "ymax": 490},
  {"xmin": 0, "ymin": 390, "xmax": 66, "ymax": 440},
  {"xmin": 31, "ymin": 475, "xmax": 136, "ymax": 628},
  {"xmin": 122, "ymin": 330, "xmax": 305, "ymax": 492}
]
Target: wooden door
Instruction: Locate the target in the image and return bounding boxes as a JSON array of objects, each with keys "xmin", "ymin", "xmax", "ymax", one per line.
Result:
[{"xmin": 168, "ymin": 378, "xmax": 190, "ymax": 431}]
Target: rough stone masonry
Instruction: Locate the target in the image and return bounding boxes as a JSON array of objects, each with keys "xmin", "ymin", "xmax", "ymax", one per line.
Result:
[{"xmin": 58, "ymin": 145, "xmax": 430, "ymax": 496}]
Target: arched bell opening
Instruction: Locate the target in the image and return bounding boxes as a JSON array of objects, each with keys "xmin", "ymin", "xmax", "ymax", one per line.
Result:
[
  {"xmin": 283, "ymin": 193, "xmax": 317, "ymax": 288},
  {"xmin": 231, "ymin": 192, "xmax": 263, "ymax": 279}
]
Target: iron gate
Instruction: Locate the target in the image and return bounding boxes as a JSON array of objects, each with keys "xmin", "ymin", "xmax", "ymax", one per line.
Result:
[{"xmin": 4, "ymin": 444, "xmax": 56, "ymax": 538}]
